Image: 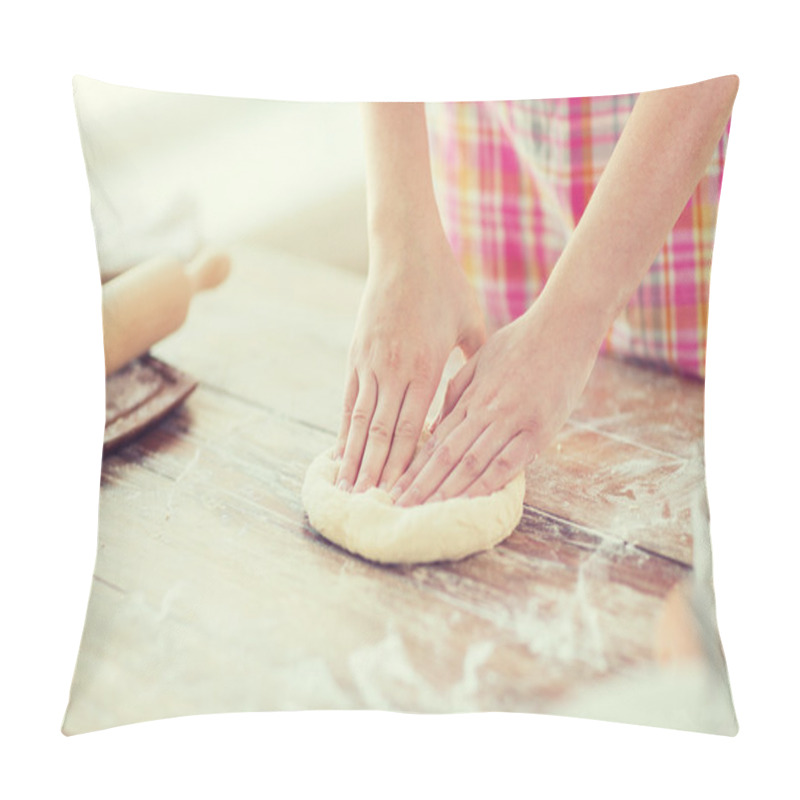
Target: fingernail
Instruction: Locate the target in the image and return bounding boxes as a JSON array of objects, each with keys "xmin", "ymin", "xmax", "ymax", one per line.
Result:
[
  {"xmin": 336, "ymin": 479, "xmax": 351, "ymax": 492},
  {"xmin": 389, "ymin": 485, "xmax": 403, "ymax": 502},
  {"xmin": 429, "ymin": 492, "xmax": 444, "ymax": 504}
]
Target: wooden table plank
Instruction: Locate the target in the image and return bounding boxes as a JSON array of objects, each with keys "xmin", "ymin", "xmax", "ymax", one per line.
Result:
[
  {"xmin": 525, "ymin": 422, "xmax": 701, "ymax": 565},
  {"xmin": 65, "ymin": 241, "xmax": 709, "ymax": 734},
  {"xmin": 571, "ymin": 354, "xmax": 705, "ymax": 461},
  {"xmin": 153, "ymin": 244, "xmax": 361, "ymax": 433},
  {"xmin": 65, "ymin": 385, "xmax": 688, "ymax": 733}
]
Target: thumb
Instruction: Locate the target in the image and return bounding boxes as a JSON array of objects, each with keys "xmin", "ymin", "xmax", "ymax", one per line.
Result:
[
  {"xmin": 457, "ymin": 311, "xmax": 486, "ymax": 359},
  {"xmin": 432, "ymin": 355, "xmax": 478, "ymax": 431}
]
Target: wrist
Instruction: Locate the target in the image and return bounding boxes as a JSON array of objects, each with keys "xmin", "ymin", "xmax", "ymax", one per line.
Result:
[
  {"xmin": 367, "ymin": 179, "xmax": 442, "ymax": 238},
  {"xmin": 527, "ymin": 276, "xmax": 611, "ymax": 359},
  {"xmin": 535, "ymin": 243, "xmax": 634, "ymax": 352},
  {"xmin": 367, "ymin": 208, "xmax": 455, "ymax": 279}
]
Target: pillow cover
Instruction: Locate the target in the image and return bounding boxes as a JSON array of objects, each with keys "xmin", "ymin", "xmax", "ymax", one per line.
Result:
[{"xmin": 64, "ymin": 76, "xmax": 737, "ymax": 736}]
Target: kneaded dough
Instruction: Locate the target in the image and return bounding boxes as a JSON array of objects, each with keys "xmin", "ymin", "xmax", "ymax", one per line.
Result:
[{"xmin": 301, "ymin": 445, "xmax": 526, "ymax": 565}]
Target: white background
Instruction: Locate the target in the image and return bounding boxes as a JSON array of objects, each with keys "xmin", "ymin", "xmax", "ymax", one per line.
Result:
[{"xmin": 3, "ymin": 1, "xmax": 797, "ymax": 797}]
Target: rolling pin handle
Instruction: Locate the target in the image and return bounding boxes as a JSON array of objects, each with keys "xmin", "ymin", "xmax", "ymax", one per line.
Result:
[
  {"xmin": 185, "ymin": 249, "xmax": 231, "ymax": 294},
  {"xmin": 102, "ymin": 249, "xmax": 232, "ymax": 376}
]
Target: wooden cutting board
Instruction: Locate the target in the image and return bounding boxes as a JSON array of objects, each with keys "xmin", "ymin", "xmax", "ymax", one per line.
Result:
[{"xmin": 104, "ymin": 355, "xmax": 197, "ymax": 455}]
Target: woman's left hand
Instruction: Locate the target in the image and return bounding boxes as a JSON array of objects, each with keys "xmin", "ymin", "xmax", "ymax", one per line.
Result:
[{"xmin": 391, "ymin": 295, "xmax": 603, "ymax": 505}]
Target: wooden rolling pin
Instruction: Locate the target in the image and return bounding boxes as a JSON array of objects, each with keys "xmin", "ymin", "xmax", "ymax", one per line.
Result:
[{"xmin": 102, "ymin": 249, "xmax": 231, "ymax": 375}]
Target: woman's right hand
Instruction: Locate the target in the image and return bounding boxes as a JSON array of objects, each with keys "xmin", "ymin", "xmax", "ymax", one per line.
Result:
[{"xmin": 336, "ymin": 228, "xmax": 485, "ymax": 495}]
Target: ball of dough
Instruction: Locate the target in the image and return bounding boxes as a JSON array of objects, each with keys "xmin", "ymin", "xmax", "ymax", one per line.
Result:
[{"xmin": 301, "ymin": 446, "xmax": 526, "ymax": 564}]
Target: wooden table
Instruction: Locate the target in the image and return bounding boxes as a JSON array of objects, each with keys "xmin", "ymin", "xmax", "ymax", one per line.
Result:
[{"xmin": 64, "ymin": 243, "xmax": 707, "ymax": 734}]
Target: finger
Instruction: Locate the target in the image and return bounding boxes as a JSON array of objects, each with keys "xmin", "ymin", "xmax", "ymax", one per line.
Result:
[
  {"xmin": 352, "ymin": 380, "xmax": 406, "ymax": 492},
  {"xmin": 395, "ymin": 415, "xmax": 487, "ymax": 506},
  {"xmin": 337, "ymin": 372, "xmax": 378, "ymax": 491},
  {"xmin": 427, "ymin": 423, "xmax": 508, "ymax": 502},
  {"xmin": 431, "ymin": 356, "xmax": 477, "ymax": 433},
  {"xmin": 390, "ymin": 398, "xmax": 465, "ymax": 501},
  {"xmin": 462, "ymin": 431, "xmax": 535, "ymax": 499},
  {"xmin": 336, "ymin": 370, "xmax": 360, "ymax": 458},
  {"xmin": 392, "ymin": 382, "xmax": 473, "ymax": 496},
  {"xmin": 378, "ymin": 380, "xmax": 437, "ymax": 491}
]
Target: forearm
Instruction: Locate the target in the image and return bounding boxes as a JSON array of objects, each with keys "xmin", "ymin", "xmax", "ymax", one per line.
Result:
[
  {"xmin": 360, "ymin": 102, "xmax": 446, "ymax": 269},
  {"xmin": 538, "ymin": 75, "xmax": 739, "ymax": 346}
]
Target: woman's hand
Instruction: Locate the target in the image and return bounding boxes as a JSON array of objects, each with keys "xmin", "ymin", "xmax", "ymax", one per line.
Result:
[
  {"xmin": 336, "ymin": 232, "xmax": 485, "ymax": 495},
  {"xmin": 336, "ymin": 102, "xmax": 485, "ymax": 494},
  {"xmin": 387, "ymin": 76, "xmax": 740, "ymax": 506},
  {"xmin": 391, "ymin": 292, "xmax": 603, "ymax": 506}
]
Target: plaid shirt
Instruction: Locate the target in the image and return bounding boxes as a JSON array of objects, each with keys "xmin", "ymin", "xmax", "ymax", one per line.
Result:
[{"xmin": 426, "ymin": 97, "xmax": 730, "ymax": 379}]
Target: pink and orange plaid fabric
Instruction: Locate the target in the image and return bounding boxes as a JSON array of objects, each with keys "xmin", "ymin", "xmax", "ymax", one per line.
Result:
[{"xmin": 426, "ymin": 96, "xmax": 730, "ymax": 379}]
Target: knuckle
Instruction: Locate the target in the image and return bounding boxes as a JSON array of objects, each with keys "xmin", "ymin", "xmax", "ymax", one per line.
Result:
[
  {"xmin": 523, "ymin": 415, "xmax": 543, "ymax": 440},
  {"xmin": 413, "ymin": 349, "xmax": 435, "ymax": 381},
  {"xmin": 493, "ymin": 453, "xmax": 514, "ymax": 474},
  {"xmin": 368, "ymin": 419, "xmax": 392, "ymax": 443},
  {"xmin": 370, "ymin": 340, "xmax": 403, "ymax": 374},
  {"xmin": 351, "ymin": 408, "xmax": 372, "ymax": 427},
  {"xmin": 383, "ymin": 342, "xmax": 403, "ymax": 371},
  {"xmin": 462, "ymin": 450, "xmax": 481, "ymax": 476},
  {"xmin": 434, "ymin": 443, "xmax": 454, "ymax": 468},
  {"xmin": 394, "ymin": 417, "xmax": 418, "ymax": 441},
  {"xmin": 469, "ymin": 478, "xmax": 493, "ymax": 498}
]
